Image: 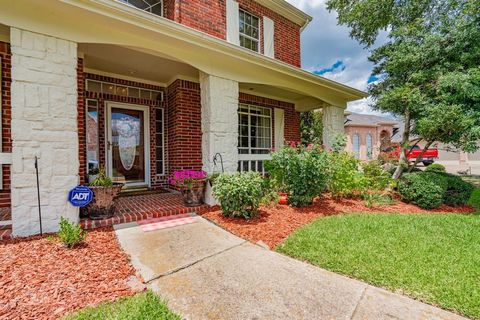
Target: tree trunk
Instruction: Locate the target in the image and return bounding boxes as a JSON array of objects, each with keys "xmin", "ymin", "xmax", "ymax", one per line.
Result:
[
  {"xmin": 392, "ymin": 111, "xmax": 411, "ymax": 180},
  {"xmin": 407, "ymin": 141, "xmax": 433, "ymax": 172}
]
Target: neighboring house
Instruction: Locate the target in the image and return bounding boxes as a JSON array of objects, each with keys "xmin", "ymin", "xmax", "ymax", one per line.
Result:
[
  {"xmin": 344, "ymin": 112, "xmax": 398, "ymax": 160},
  {"xmin": 0, "ymin": 0, "xmax": 365, "ymax": 236}
]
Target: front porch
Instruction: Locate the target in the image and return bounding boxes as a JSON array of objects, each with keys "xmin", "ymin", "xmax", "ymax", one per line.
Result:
[{"xmin": 80, "ymin": 191, "xmax": 211, "ymax": 229}]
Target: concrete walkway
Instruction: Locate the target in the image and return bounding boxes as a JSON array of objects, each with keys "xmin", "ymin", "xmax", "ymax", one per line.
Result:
[{"xmin": 115, "ymin": 215, "xmax": 468, "ymax": 320}]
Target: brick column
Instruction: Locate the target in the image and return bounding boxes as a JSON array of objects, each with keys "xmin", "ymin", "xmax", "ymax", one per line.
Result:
[
  {"xmin": 200, "ymin": 72, "xmax": 239, "ymax": 205},
  {"xmin": 10, "ymin": 28, "xmax": 79, "ymax": 236},
  {"xmin": 322, "ymin": 105, "xmax": 345, "ymax": 150}
]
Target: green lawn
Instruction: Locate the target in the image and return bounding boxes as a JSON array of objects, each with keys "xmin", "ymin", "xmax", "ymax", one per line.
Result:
[
  {"xmin": 277, "ymin": 213, "xmax": 480, "ymax": 319},
  {"xmin": 63, "ymin": 291, "xmax": 181, "ymax": 320}
]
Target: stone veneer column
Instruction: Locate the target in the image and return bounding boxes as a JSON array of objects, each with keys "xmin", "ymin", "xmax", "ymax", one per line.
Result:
[
  {"xmin": 10, "ymin": 28, "xmax": 79, "ymax": 236},
  {"xmin": 200, "ymin": 72, "xmax": 239, "ymax": 205},
  {"xmin": 322, "ymin": 105, "xmax": 345, "ymax": 150}
]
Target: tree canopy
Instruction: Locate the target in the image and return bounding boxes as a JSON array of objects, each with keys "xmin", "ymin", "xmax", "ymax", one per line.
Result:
[{"xmin": 327, "ymin": 0, "xmax": 480, "ymax": 177}]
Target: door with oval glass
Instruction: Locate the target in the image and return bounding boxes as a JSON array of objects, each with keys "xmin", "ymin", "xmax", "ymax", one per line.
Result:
[{"xmin": 106, "ymin": 103, "xmax": 150, "ymax": 187}]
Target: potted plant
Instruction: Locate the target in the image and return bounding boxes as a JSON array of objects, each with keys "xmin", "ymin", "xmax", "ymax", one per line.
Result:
[
  {"xmin": 86, "ymin": 168, "xmax": 124, "ymax": 220},
  {"xmin": 169, "ymin": 170, "xmax": 207, "ymax": 206}
]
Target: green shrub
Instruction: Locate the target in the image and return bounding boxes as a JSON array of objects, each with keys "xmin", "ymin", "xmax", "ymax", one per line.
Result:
[
  {"xmin": 398, "ymin": 172, "xmax": 447, "ymax": 209},
  {"xmin": 266, "ymin": 145, "xmax": 329, "ymax": 207},
  {"xmin": 361, "ymin": 160, "xmax": 394, "ymax": 190},
  {"xmin": 212, "ymin": 172, "xmax": 264, "ymax": 219},
  {"xmin": 425, "ymin": 163, "xmax": 446, "ymax": 173},
  {"xmin": 327, "ymin": 152, "xmax": 365, "ymax": 198},
  {"xmin": 58, "ymin": 217, "xmax": 86, "ymax": 248},
  {"xmin": 468, "ymin": 188, "xmax": 480, "ymax": 209},
  {"xmin": 441, "ymin": 174, "xmax": 474, "ymax": 206}
]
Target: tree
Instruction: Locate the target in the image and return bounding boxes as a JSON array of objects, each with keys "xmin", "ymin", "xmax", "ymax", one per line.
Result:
[
  {"xmin": 327, "ymin": 0, "xmax": 480, "ymax": 179},
  {"xmin": 300, "ymin": 111, "xmax": 323, "ymax": 145}
]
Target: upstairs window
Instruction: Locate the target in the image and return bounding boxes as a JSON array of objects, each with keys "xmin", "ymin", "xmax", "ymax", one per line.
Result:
[
  {"xmin": 119, "ymin": 0, "xmax": 163, "ymax": 17},
  {"xmin": 239, "ymin": 9, "xmax": 260, "ymax": 52}
]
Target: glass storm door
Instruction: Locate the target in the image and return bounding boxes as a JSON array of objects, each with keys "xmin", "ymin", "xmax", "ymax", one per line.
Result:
[{"xmin": 107, "ymin": 103, "xmax": 149, "ymax": 186}]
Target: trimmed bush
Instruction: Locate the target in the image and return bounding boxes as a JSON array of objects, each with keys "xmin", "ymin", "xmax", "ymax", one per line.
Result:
[
  {"xmin": 327, "ymin": 152, "xmax": 365, "ymax": 198},
  {"xmin": 425, "ymin": 163, "xmax": 446, "ymax": 173},
  {"xmin": 266, "ymin": 145, "xmax": 329, "ymax": 207},
  {"xmin": 398, "ymin": 172, "xmax": 447, "ymax": 209},
  {"xmin": 58, "ymin": 217, "xmax": 86, "ymax": 248},
  {"xmin": 441, "ymin": 174, "xmax": 474, "ymax": 206},
  {"xmin": 212, "ymin": 172, "xmax": 264, "ymax": 219},
  {"xmin": 468, "ymin": 188, "xmax": 480, "ymax": 209}
]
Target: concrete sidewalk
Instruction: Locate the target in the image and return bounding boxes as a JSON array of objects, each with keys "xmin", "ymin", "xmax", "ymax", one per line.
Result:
[{"xmin": 115, "ymin": 215, "xmax": 468, "ymax": 320}]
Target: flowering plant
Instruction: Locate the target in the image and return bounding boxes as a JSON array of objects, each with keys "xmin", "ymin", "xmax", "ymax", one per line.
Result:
[{"xmin": 169, "ymin": 170, "xmax": 207, "ymax": 190}]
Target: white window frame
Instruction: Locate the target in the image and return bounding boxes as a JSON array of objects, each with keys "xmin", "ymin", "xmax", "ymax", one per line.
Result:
[
  {"xmin": 366, "ymin": 133, "xmax": 373, "ymax": 159},
  {"xmin": 239, "ymin": 9, "xmax": 261, "ymax": 52},
  {"xmin": 118, "ymin": 0, "xmax": 164, "ymax": 17},
  {"xmin": 85, "ymin": 99, "xmax": 100, "ymax": 174},
  {"xmin": 238, "ymin": 104, "xmax": 272, "ymax": 174},
  {"xmin": 353, "ymin": 133, "xmax": 360, "ymax": 159},
  {"xmin": 154, "ymin": 107, "xmax": 165, "ymax": 176}
]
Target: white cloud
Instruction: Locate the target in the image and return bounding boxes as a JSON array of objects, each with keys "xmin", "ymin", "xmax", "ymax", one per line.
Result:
[{"xmin": 286, "ymin": 0, "xmax": 386, "ymax": 115}]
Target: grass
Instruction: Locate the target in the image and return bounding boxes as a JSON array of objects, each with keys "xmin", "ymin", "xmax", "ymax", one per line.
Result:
[
  {"xmin": 277, "ymin": 213, "xmax": 480, "ymax": 319},
  {"xmin": 63, "ymin": 291, "xmax": 181, "ymax": 320}
]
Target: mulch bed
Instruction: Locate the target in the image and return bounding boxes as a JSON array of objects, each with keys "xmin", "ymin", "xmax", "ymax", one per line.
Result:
[
  {"xmin": 201, "ymin": 194, "xmax": 475, "ymax": 249},
  {"xmin": 0, "ymin": 228, "xmax": 140, "ymax": 319}
]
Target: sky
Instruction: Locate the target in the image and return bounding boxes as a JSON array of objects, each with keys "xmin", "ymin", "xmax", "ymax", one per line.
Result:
[{"xmin": 286, "ymin": 0, "xmax": 383, "ymax": 115}]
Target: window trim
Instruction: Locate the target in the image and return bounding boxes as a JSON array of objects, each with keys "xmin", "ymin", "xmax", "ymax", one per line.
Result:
[
  {"xmin": 238, "ymin": 103, "xmax": 273, "ymax": 155},
  {"xmin": 352, "ymin": 133, "xmax": 360, "ymax": 159},
  {"xmin": 366, "ymin": 133, "xmax": 373, "ymax": 159},
  {"xmin": 118, "ymin": 0, "xmax": 164, "ymax": 17},
  {"xmin": 85, "ymin": 99, "xmax": 100, "ymax": 174},
  {"xmin": 154, "ymin": 107, "xmax": 165, "ymax": 176},
  {"xmin": 239, "ymin": 9, "xmax": 261, "ymax": 53}
]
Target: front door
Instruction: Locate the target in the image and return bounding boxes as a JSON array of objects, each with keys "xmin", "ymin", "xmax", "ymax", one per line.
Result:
[{"xmin": 106, "ymin": 103, "xmax": 150, "ymax": 187}]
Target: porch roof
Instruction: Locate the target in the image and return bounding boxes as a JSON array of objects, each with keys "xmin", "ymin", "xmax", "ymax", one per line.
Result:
[{"xmin": 0, "ymin": 0, "xmax": 367, "ymax": 110}]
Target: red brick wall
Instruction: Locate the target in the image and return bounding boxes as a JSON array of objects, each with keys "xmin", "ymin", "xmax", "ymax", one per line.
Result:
[
  {"xmin": 83, "ymin": 73, "xmax": 168, "ymax": 188},
  {"xmin": 77, "ymin": 59, "xmax": 87, "ymax": 185},
  {"xmin": 0, "ymin": 42, "xmax": 11, "ymax": 208},
  {"xmin": 239, "ymin": 92, "xmax": 301, "ymax": 146},
  {"xmin": 237, "ymin": 0, "xmax": 301, "ymax": 67},
  {"xmin": 162, "ymin": 0, "xmax": 301, "ymax": 67},
  {"xmin": 166, "ymin": 79, "xmax": 203, "ymax": 173}
]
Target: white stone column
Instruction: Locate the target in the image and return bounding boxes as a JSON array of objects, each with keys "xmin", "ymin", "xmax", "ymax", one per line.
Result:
[
  {"xmin": 322, "ymin": 105, "xmax": 345, "ymax": 150},
  {"xmin": 10, "ymin": 28, "xmax": 79, "ymax": 236},
  {"xmin": 200, "ymin": 72, "xmax": 239, "ymax": 205}
]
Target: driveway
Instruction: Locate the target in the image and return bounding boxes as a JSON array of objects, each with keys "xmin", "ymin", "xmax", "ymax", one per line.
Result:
[{"xmin": 115, "ymin": 215, "xmax": 467, "ymax": 320}]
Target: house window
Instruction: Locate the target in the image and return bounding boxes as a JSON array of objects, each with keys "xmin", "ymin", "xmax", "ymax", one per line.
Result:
[
  {"xmin": 353, "ymin": 133, "xmax": 360, "ymax": 159},
  {"xmin": 366, "ymin": 133, "xmax": 373, "ymax": 159},
  {"xmin": 155, "ymin": 108, "xmax": 164, "ymax": 175},
  {"xmin": 86, "ymin": 99, "xmax": 99, "ymax": 173},
  {"xmin": 239, "ymin": 9, "xmax": 260, "ymax": 52},
  {"xmin": 238, "ymin": 104, "xmax": 272, "ymax": 174},
  {"xmin": 119, "ymin": 0, "xmax": 163, "ymax": 17},
  {"xmin": 86, "ymin": 79, "xmax": 163, "ymax": 101}
]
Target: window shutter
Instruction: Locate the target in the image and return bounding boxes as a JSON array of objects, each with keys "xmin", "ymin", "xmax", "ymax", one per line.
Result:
[
  {"xmin": 226, "ymin": 0, "xmax": 240, "ymax": 45},
  {"xmin": 274, "ymin": 108, "xmax": 284, "ymax": 150},
  {"xmin": 263, "ymin": 17, "xmax": 275, "ymax": 58}
]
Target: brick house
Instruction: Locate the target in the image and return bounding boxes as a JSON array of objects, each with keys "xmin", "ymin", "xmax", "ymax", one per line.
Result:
[{"xmin": 0, "ymin": 0, "xmax": 365, "ymax": 236}]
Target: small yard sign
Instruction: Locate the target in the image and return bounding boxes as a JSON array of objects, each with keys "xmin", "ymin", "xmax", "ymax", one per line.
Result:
[{"xmin": 68, "ymin": 186, "xmax": 93, "ymax": 207}]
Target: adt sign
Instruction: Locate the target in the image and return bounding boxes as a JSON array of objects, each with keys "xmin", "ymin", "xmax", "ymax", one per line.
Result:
[{"xmin": 68, "ymin": 186, "xmax": 93, "ymax": 207}]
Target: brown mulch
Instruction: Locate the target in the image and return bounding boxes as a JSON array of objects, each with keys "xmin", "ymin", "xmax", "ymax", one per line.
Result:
[
  {"xmin": 201, "ymin": 194, "xmax": 476, "ymax": 249},
  {"xmin": 0, "ymin": 228, "xmax": 140, "ymax": 320}
]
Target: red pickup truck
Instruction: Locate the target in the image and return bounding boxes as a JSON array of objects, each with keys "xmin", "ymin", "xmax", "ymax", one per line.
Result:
[{"xmin": 388, "ymin": 145, "xmax": 439, "ymax": 166}]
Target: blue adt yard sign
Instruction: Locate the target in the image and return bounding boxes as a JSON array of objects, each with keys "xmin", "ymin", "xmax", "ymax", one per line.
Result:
[{"xmin": 68, "ymin": 186, "xmax": 93, "ymax": 207}]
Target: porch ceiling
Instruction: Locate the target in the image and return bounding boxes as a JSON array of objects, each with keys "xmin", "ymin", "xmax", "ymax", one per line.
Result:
[{"xmin": 79, "ymin": 44, "xmax": 198, "ymax": 85}]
